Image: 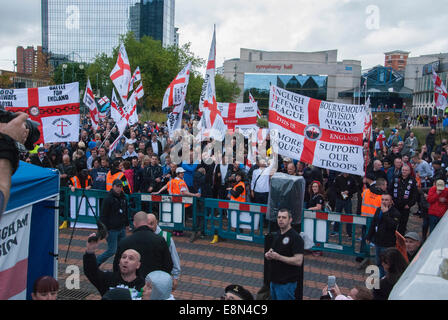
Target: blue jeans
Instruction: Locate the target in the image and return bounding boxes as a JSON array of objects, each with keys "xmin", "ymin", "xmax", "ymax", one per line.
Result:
[
  {"xmin": 96, "ymin": 228, "xmax": 126, "ymax": 266},
  {"xmin": 333, "ymin": 198, "xmax": 353, "ymax": 237},
  {"xmin": 375, "ymin": 245, "xmax": 387, "ymax": 279},
  {"xmin": 270, "ymin": 282, "xmax": 297, "ymax": 300},
  {"xmin": 428, "ymin": 215, "xmax": 441, "ymax": 234}
]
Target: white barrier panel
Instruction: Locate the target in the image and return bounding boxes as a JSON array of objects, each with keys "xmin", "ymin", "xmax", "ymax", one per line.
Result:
[
  {"xmin": 230, "ymin": 211, "xmax": 260, "ymax": 230},
  {"xmin": 70, "ymin": 195, "xmax": 97, "ymax": 229}
]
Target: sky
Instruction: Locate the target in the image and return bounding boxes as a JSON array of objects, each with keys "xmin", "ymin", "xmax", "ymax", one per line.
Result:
[{"xmin": 1, "ymin": 0, "xmax": 447, "ymax": 73}]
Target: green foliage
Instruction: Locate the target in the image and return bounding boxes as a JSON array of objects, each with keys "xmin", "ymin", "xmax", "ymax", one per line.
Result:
[
  {"xmin": 215, "ymin": 75, "xmax": 240, "ymax": 103},
  {"xmin": 53, "ymin": 62, "xmax": 88, "ymax": 90},
  {"xmin": 51, "ymin": 31, "xmax": 244, "ymax": 110}
]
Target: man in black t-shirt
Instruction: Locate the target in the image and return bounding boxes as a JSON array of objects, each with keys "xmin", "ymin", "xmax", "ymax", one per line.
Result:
[{"xmin": 265, "ymin": 208, "xmax": 304, "ymax": 300}]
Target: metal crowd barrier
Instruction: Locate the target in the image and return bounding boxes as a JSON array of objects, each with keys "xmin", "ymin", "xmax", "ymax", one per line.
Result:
[
  {"xmin": 202, "ymin": 198, "xmax": 268, "ymax": 244},
  {"xmin": 301, "ymin": 209, "xmax": 373, "ymax": 258},
  {"xmin": 59, "ymin": 187, "xmax": 374, "ymax": 260}
]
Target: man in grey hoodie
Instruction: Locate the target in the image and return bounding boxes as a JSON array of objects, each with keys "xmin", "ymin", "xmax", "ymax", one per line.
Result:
[{"xmin": 142, "ymin": 270, "xmax": 175, "ymax": 300}]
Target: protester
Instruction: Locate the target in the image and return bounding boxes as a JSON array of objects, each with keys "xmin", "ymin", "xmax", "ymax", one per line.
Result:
[
  {"xmin": 404, "ymin": 231, "xmax": 422, "ymax": 262},
  {"xmin": 142, "ymin": 270, "xmax": 175, "ymax": 300},
  {"xmin": 83, "ymin": 233, "xmax": 145, "ymax": 298},
  {"xmin": 31, "ymin": 276, "xmax": 59, "ymax": 300},
  {"xmin": 426, "ymin": 179, "xmax": 448, "ymax": 233},
  {"xmin": 113, "ymin": 211, "xmax": 173, "ymax": 279},
  {"xmin": 372, "ymin": 247, "xmax": 408, "ymax": 300},
  {"xmin": 147, "ymin": 213, "xmax": 181, "ymax": 290},
  {"xmin": 221, "ymin": 284, "xmax": 254, "ymax": 300},
  {"xmin": 97, "ymin": 179, "xmax": 129, "ymax": 266}
]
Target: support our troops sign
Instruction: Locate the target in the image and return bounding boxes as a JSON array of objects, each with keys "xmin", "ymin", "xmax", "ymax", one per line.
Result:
[
  {"xmin": 1, "ymin": 82, "xmax": 80, "ymax": 144},
  {"xmin": 269, "ymin": 85, "xmax": 367, "ymax": 176}
]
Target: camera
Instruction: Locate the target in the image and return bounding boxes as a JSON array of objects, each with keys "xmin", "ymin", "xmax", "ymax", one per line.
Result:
[{"xmin": 0, "ymin": 109, "xmax": 40, "ymax": 150}]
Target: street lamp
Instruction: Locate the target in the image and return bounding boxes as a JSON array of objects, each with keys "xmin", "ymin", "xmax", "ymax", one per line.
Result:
[{"xmin": 62, "ymin": 64, "xmax": 68, "ymax": 84}]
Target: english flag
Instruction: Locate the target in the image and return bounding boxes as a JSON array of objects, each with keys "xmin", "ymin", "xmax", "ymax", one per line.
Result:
[
  {"xmin": 110, "ymin": 44, "xmax": 132, "ymax": 104},
  {"xmin": 198, "ymin": 26, "xmax": 227, "ymax": 141},
  {"xmin": 363, "ymin": 97, "xmax": 373, "ymax": 142},
  {"xmin": 83, "ymin": 78, "xmax": 99, "ymax": 131},
  {"xmin": 2, "ymin": 82, "xmax": 80, "ymax": 144},
  {"xmin": 432, "ymin": 69, "xmax": 448, "ymax": 110},
  {"xmin": 217, "ymin": 102, "xmax": 258, "ymax": 136},
  {"xmin": 247, "ymin": 128, "xmax": 270, "ymax": 168},
  {"xmin": 98, "ymin": 96, "xmax": 110, "ymax": 106},
  {"xmin": 127, "ymin": 66, "xmax": 141, "ymax": 94},
  {"xmin": 110, "ymin": 89, "xmax": 123, "ymax": 124},
  {"xmin": 269, "ymin": 85, "xmax": 367, "ymax": 176},
  {"xmin": 162, "ymin": 62, "xmax": 191, "ymax": 110},
  {"xmin": 249, "ymin": 92, "xmax": 262, "ymax": 118}
]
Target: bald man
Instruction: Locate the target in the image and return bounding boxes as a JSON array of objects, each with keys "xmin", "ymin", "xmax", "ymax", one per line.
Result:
[
  {"xmin": 147, "ymin": 213, "xmax": 181, "ymax": 290},
  {"xmin": 83, "ymin": 234, "xmax": 145, "ymax": 298},
  {"xmin": 112, "ymin": 211, "xmax": 173, "ymax": 279}
]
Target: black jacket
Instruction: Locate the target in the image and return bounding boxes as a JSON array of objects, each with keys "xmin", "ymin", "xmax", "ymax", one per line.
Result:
[
  {"xmin": 100, "ymin": 190, "xmax": 129, "ymax": 231},
  {"xmin": 388, "ymin": 176, "xmax": 418, "ymax": 210},
  {"xmin": 112, "ymin": 225, "xmax": 173, "ymax": 278},
  {"xmin": 83, "ymin": 252, "xmax": 145, "ymax": 297},
  {"xmin": 334, "ymin": 174, "xmax": 357, "ymax": 200},
  {"xmin": 366, "ymin": 206, "xmax": 400, "ymax": 247}
]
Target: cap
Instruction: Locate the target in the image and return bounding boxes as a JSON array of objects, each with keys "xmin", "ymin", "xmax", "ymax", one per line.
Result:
[
  {"xmin": 433, "ymin": 160, "xmax": 442, "ymax": 166},
  {"xmin": 176, "ymin": 167, "xmax": 186, "ymax": 174},
  {"xmin": 224, "ymin": 284, "xmax": 254, "ymax": 300},
  {"xmin": 102, "ymin": 288, "xmax": 132, "ymax": 300},
  {"xmin": 436, "ymin": 179, "xmax": 445, "ymax": 191},
  {"xmin": 404, "ymin": 231, "xmax": 421, "ymax": 242},
  {"xmin": 113, "ymin": 179, "xmax": 123, "ymax": 187},
  {"xmin": 38, "ymin": 147, "xmax": 45, "ymax": 153}
]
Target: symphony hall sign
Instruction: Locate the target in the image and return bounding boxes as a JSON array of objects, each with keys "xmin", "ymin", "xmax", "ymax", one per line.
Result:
[{"xmin": 255, "ymin": 64, "xmax": 293, "ymax": 71}]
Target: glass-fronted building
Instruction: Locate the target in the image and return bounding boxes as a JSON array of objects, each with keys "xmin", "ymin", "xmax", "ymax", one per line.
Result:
[
  {"xmin": 41, "ymin": 0, "xmax": 175, "ymax": 66},
  {"xmin": 412, "ymin": 60, "xmax": 448, "ymax": 116},
  {"xmin": 244, "ymin": 74, "xmax": 328, "ymax": 110}
]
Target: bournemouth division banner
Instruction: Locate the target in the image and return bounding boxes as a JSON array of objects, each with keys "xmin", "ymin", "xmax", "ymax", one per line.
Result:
[
  {"xmin": 269, "ymin": 85, "xmax": 366, "ymax": 176},
  {"xmin": 217, "ymin": 102, "xmax": 258, "ymax": 136},
  {"xmin": 1, "ymin": 82, "xmax": 80, "ymax": 144}
]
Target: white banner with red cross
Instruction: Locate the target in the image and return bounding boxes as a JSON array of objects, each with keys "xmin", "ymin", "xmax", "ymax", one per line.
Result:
[
  {"xmin": 2, "ymin": 82, "xmax": 80, "ymax": 144},
  {"xmin": 269, "ymin": 85, "xmax": 366, "ymax": 176},
  {"xmin": 217, "ymin": 102, "xmax": 258, "ymax": 136}
]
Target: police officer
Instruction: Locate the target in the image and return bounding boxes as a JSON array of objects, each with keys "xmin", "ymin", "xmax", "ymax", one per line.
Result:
[{"xmin": 388, "ymin": 165, "xmax": 418, "ymax": 235}]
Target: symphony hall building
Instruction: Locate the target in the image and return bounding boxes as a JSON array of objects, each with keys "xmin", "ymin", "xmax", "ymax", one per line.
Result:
[{"xmin": 222, "ymin": 48, "xmax": 361, "ymax": 113}]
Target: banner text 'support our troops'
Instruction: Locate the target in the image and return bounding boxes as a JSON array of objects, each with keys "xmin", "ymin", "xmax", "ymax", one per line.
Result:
[{"xmin": 268, "ymin": 85, "xmax": 367, "ymax": 176}]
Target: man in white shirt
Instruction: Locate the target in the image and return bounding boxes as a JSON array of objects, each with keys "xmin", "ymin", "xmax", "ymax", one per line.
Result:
[
  {"xmin": 150, "ymin": 133, "xmax": 162, "ymax": 156},
  {"xmin": 250, "ymin": 159, "xmax": 271, "ymax": 204}
]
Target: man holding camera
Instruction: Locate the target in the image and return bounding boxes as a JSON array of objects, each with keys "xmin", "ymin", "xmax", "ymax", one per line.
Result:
[{"xmin": 0, "ymin": 112, "xmax": 30, "ymax": 215}]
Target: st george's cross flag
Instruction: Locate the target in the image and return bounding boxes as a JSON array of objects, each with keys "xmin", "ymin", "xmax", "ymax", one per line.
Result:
[
  {"xmin": 110, "ymin": 89, "xmax": 123, "ymax": 124},
  {"xmin": 162, "ymin": 62, "xmax": 191, "ymax": 111},
  {"xmin": 249, "ymin": 92, "xmax": 262, "ymax": 118},
  {"xmin": 432, "ymin": 69, "xmax": 448, "ymax": 111},
  {"xmin": 110, "ymin": 44, "xmax": 132, "ymax": 104},
  {"xmin": 197, "ymin": 26, "xmax": 227, "ymax": 141},
  {"xmin": 83, "ymin": 78, "xmax": 99, "ymax": 131},
  {"xmin": 269, "ymin": 85, "xmax": 367, "ymax": 176},
  {"xmin": 217, "ymin": 102, "xmax": 258, "ymax": 137},
  {"xmin": 2, "ymin": 82, "xmax": 80, "ymax": 144},
  {"xmin": 127, "ymin": 66, "xmax": 141, "ymax": 95}
]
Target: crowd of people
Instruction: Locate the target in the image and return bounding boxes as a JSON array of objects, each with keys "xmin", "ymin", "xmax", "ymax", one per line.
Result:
[{"xmin": 19, "ymin": 111, "xmax": 448, "ymax": 301}]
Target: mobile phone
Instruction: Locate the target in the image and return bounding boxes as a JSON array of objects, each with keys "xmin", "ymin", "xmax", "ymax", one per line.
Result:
[{"xmin": 327, "ymin": 275, "xmax": 336, "ymax": 290}]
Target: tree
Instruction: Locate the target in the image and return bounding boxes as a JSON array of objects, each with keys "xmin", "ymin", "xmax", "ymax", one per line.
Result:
[
  {"xmin": 52, "ymin": 62, "xmax": 87, "ymax": 90},
  {"xmin": 215, "ymin": 75, "xmax": 240, "ymax": 103},
  {"xmin": 0, "ymin": 74, "xmax": 12, "ymax": 88}
]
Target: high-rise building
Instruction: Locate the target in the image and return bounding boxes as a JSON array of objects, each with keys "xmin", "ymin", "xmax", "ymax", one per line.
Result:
[
  {"xmin": 384, "ymin": 50, "xmax": 410, "ymax": 72},
  {"xmin": 16, "ymin": 46, "xmax": 48, "ymax": 76},
  {"xmin": 41, "ymin": 0, "xmax": 176, "ymax": 66}
]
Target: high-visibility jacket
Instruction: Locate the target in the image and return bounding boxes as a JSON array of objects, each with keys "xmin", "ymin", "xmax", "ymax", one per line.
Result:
[
  {"xmin": 166, "ymin": 177, "xmax": 191, "ymax": 207},
  {"xmin": 230, "ymin": 181, "xmax": 246, "ymax": 202},
  {"xmin": 69, "ymin": 175, "xmax": 92, "ymax": 189},
  {"xmin": 360, "ymin": 188, "xmax": 382, "ymax": 217},
  {"xmin": 106, "ymin": 171, "xmax": 125, "ymax": 191}
]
